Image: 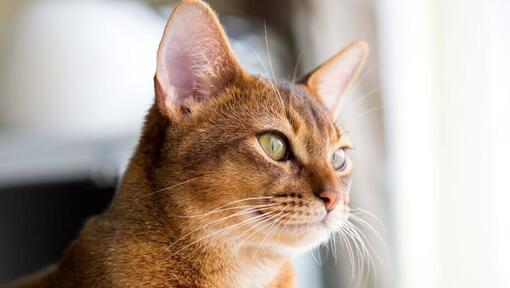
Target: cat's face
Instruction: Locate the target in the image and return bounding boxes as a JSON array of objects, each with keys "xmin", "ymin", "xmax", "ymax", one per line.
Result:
[
  {"xmin": 162, "ymin": 79, "xmax": 353, "ymax": 252},
  {"xmin": 152, "ymin": 0, "xmax": 367, "ymax": 255}
]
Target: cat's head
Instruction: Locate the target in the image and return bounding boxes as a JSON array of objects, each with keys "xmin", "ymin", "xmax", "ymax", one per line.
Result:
[{"xmin": 149, "ymin": 0, "xmax": 367, "ymax": 255}]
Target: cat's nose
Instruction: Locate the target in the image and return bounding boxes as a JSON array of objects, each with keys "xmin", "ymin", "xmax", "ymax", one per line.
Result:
[{"xmin": 315, "ymin": 189, "xmax": 339, "ymax": 212}]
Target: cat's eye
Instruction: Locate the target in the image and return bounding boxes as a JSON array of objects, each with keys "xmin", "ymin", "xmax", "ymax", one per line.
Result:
[
  {"xmin": 258, "ymin": 133, "xmax": 287, "ymax": 161},
  {"xmin": 331, "ymin": 148, "xmax": 347, "ymax": 171}
]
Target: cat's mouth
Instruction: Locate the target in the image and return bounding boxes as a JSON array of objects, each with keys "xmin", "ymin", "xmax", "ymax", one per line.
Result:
[{"xmin": 282, "ymin": 221, "xmax": 323, "ymax": 230}]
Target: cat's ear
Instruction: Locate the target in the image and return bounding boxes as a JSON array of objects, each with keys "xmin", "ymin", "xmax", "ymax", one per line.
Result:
[
  {"xmin": 154, "ymin": 0, "xmax": 242, "ymax": 118},
  {"xmin": 301, "ymin": 41, "xmax": 369, "ymax": 118}
]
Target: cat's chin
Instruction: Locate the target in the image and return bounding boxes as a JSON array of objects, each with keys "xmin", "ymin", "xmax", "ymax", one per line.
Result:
[
  {"xmin": 250, "ymin": 230, "xmax": 333, "ymax": 258},
  {"xmin": 258, "ymin": 223, "xmax": 333, "ymax": 254},
  {"xmin": 275, "ymin": 214, "xmax": 349, "ymax": 253}
]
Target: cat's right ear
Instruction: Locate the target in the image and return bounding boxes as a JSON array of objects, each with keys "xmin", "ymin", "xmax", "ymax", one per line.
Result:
[
  {"xmin": 300, "ymin": 41, "xmax": 369, "ymax": 119},
  {"xmin": 154, "ymin": 0, "xmax": 242, "ymax": 119}
]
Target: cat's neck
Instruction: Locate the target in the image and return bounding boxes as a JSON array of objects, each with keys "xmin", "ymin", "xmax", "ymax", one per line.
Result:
[{"xmin": 112, "ymin": 169, "xmax": 287, "ymax": 287}]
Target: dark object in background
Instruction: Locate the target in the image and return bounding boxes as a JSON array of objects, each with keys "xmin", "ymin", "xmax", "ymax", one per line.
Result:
[{"xmin": 0, "ymin": 181, "xmax": 115, "ymax": 284}]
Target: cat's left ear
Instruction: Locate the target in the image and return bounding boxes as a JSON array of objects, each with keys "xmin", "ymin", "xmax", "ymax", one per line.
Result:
[{"xmin": 301, "ymin": 41, "xmax": 369, "ymax": 118}]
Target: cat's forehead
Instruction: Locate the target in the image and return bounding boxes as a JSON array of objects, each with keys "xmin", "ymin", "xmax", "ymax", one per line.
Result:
[
  {"xmin": 277, "ymin": 83, "xmax": 342, "ymax": 153},
  {"xmin": 192, "ymin": 77, "xmax": 344, "ymax": 155}
]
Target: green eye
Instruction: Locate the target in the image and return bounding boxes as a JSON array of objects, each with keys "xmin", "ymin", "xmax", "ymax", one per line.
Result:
[
  {"xmin": 258, "ymin": 133, "xmax": 287, "ymax": 161},
  {"xmin": 331, "ymin": 148, "xmax": 347, "ymax": 171}
]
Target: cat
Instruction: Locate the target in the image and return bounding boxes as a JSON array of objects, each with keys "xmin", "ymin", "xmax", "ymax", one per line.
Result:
[{"xmin": 4, "ymin": 0, "xmax": 368, "ymax": 287}]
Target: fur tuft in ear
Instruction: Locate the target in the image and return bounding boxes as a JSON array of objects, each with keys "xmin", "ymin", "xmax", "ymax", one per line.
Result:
[
  {"xmin": 155, "ymin": 0, "xmax": 242, "ymax": 117},
  {"xmin": 301, "ymin": 41, "xmax": 369, "ymax": 119}
]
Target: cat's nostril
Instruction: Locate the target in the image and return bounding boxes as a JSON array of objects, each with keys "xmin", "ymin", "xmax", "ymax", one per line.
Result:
[{"xmin": 316, "ymin": 190, "xmax": 339, "ymax": 212}]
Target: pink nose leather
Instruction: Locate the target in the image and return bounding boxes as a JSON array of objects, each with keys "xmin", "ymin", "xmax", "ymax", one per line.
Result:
[{"xmin": 317, "ymin": 190, "xmax": 339, "ymax": 212}]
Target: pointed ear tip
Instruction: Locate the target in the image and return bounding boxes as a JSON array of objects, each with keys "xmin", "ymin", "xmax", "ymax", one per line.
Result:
[
  {"xmin": 176, "ymin": 0, "xmax": 214, "ymax": 13},
  {"xmin": 349, "ymin": 40, "xmax": 370, "ymax": 58},
  {"xmin": 166, "ymin": 0, "xmax": 221, "ymax": 34}
]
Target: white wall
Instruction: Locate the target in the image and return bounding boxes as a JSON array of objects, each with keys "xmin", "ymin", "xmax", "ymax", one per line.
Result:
[{"xmin": 378, "ymin": 0, "xmax": 510, "ymax": 287}]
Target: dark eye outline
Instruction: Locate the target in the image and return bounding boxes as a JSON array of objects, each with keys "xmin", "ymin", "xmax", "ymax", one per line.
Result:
[
  {"xmin": 331, "ymin": 148, "xmax": 348, "ymax": 171},
  {"xmin": 256, "ymin": 130, "xmax": 293, "ymax": 162}
]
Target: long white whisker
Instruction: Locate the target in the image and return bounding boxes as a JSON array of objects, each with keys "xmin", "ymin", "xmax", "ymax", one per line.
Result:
[
  {"xmin": 331, "ymin": 230, "xmax": 338, "ymax": 264},
  {"xmin": 345, "ymin": 220, "xmax": 377, "ymax": 285},
  {"xmin": 182, "ymin": 211, "xmax": 276, "ymax": 262},
  {"xmin": 224, "ymin": 210, "xmax": 283, "ymax": 262},
  {"xmin": 346, "ymin": 220, "xmax": 381, "ymax": 265},
  {"xmin": 347, "ymin": 105, "xmax": 384, "ymax": 125},
  {"xmin": 254, "ymin": 205, "xmax": 292, "ymax": 256},
  {"xmin": 173, "ymin": 196, "xmax": 275, "ymax": 218},
  {"xmin": 350, "ymin": 208, "xmax": 385, "ymax": 227},
  {"xmin": 264, "ymin": 21, "xmax": 277, "ymax": 86},
  {"xmin": 291, "ymin": 50, "xmax": 303, "ymax": 84},
  {"xmin": 263, "ymin": 21, "xmax": 285, "ymax": 106},
  {"xmin": 348, "ymin": 213, "xmax": 386, "ymax": 245},
  {"xmin": 350, "ymin": 65, "xmax": 373, "ymax": 94},
  {"xmin": 344, "ymin": 225, "xmax": 365, "ymax": 287},
  {"xmin": 233, "ymin": 209, "xmax": 282, "ymax": 244},
  {"xmin": 141, "ymin": 177, "xmax": 200, "ymax": 198},
  {"xmin": 168, "ymin": 204, "xmax": 274, "ymax": 250},
  {"xmin": 311, "ymin": 248, "xmax": 321, "ymax": 266},
  {"xmin": 339, "ymin": 226, "xmax": 356, "ymax": 284},
  {"xmin": 172, "ymin": 210, "xmax": 275, "ymax": 258},
  {"xmin": 245, "ymin": 42, "xmax": 271, "ymax": 79},
  {"xmin": 317, "ymin": 245, "xmax": 322, "ymax": 267},
  {"xmin": 173, "ymin": 202, "xmax": 279, "ymax": 219},
  {"xmin": 339, "ymin": 87, "xmax": 381, "ymax": 122}
]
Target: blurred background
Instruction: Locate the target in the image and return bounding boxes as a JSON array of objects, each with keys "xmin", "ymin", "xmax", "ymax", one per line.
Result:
[{"xmin": 0, "ymin": 0, "xmax": 508, "ymax": 287}]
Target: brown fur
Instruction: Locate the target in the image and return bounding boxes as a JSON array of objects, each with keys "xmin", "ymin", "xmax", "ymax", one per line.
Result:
[{"xmin": 4, "ymin": 1, "xmax": 368, "ymax": 287}]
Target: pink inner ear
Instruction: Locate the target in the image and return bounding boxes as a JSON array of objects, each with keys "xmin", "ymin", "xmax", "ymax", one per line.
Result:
[
  {"xmin": 156, "ymin": 3, "xmax": 237, "ymax": 112},
  {"xmin": 309, "ymin": 41, "xmax": 368, "ymax": 117},
  {"xmin": 163, "ymin": 35, "xmax": 195, "ymax": 106},
  {"xmin": 316, "ymin": 67, "xmax": 353, "ymax": 112},
  {"xmin": 158, "ymin": 8, "xmax": 207, "ymax": 107}
]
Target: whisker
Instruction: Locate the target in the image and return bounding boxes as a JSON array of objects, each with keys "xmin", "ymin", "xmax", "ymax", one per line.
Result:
[
  {"xmin": 171, "ymin": 202, "xmax": 278, "ymax": 219},
  {"xmin": 182, "ymin": 210, "xmax": 278, "ymax": 262},
  {"xmin": 331, "ymin": 230, "xmax": 338, "ymax": 264},
  {"xmin": 167, "ymin": 204, "xmax": 275, "ymax": 250},
  {"xmin": 346, "ymin": 220, "xmax": 381, "ymax": 264},
  {"xmin": 316, "ymin": 244, "xmax": 322, "ymax": 267},
  {"xmin": 345, "ymin": 220, "xmax": 377, "ymax": 284},
  {"xmin": 263, "ymin": 21, "xmax": 277, "ymax": 85},
  {"xmin": 140, "ymin": 177, "xmax": 200, "ymax": 198},
  {"xmin": 350, "ymin": 208, "xmax": 385, "ymax": 227},
  {"xmin": 263, "ymin": 20, "xmax": 285, "ymax": 106},
  {"xmin": 171, "ymin": 209, "xmax": 275, "ymax": 259},
  {"xmin": 224, "ymin": 210, "xmax": 284, "ymax": 262},
  {"xmin": 346, "ymin": 105, "xmax": 384, "ymax": 125},
  {"xmin": 338, "ymin": 87, "xmax": 381, "ymax": 122},
  {"xmin": 311, "ymin": 248, "xmax": 321, "ymax": 267},
  {"xmin": 348, "ymin": 213, "xmax": 386, "ymax": 247},
  {"xmin": 291, "ymin": 50, "xmax": 303, "ymax": 84},
  {"xmin": 254, "ymin": 205, "xmax": 292, "ymax": 256},
  {"xmin": 245, "ymin": 42, "xmax": 271, "ymax": 80},
  {"xmin": 350, "ymin": 65, "xmax": 373, "ymax": 95},
  {"xmin": 234, "ymin": 212, "xmax": 289, "ymax": 260},
  {"xmin": 233, "ymin": 209, "xmax": 282, "ymax": 244},
  {"xmin": 246, "ymin": 41, "xmax": 284, "ymax": 107},
  {"xmin": 338, "ymin": 228, "xmax": 355, "ymax": 282},
  {"xmin": 273, "ymin": 216, "xmax": 291, "ymax": 244}
]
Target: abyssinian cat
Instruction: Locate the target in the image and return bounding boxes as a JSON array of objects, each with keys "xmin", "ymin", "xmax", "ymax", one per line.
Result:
[{"xmin": 5, "ymin": 0, "xmax": 368, "ymax": 287}]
